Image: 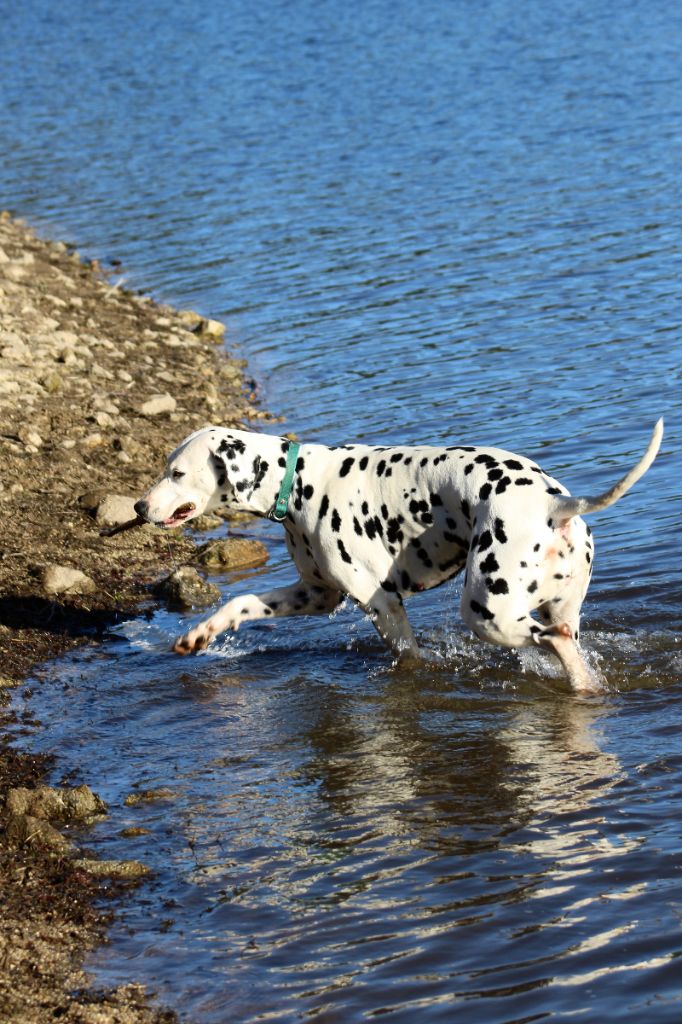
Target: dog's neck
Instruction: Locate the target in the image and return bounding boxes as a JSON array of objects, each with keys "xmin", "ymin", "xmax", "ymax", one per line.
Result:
[{"xmin": 211, "ymin": 429, "xmax": 300, "ymax": 519}]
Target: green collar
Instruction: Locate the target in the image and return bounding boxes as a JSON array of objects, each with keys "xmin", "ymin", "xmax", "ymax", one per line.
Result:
[{"xmin": 268, "ymin": 441, "xmax": 300, "ymax": 521}]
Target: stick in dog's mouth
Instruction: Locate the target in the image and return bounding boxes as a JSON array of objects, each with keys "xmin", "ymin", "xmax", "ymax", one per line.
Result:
[{"xmin": 99, "ymin": 516, "xmax": 146, "ymax": 538}]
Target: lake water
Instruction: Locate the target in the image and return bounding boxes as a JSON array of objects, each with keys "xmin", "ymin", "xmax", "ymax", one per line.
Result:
[{"xmin": 2, "ymin": 0, "xmax": 682, "ymax": 1020}]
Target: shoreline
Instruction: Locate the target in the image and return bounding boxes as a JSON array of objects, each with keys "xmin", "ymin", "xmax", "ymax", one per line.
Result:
[{"xmin": 0, "ymin": 211, "xmax": 273, "ymax": 1022}]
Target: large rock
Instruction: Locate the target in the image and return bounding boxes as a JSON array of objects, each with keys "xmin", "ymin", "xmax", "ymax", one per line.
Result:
[
  {"xmin": 43, "ymin": 564, "xmax": 96, "ymax": 596},
  {"xmin": 6, "ymin": 783, "xmax": 107, "ymax": 822},
  {"xmin": 197, "ymin": 538, "xmax": 268, "ymax": 571},
  {"xmin": 5, "ymin": 814, "xmax": 75, "ymax": 854},
  {"xmin": 155, "ymin": 567, "xmax": 221, "ymax": 611},
  {"xmin": 94, "ymin": 493, "xmax": 138, "ymax": 528}
]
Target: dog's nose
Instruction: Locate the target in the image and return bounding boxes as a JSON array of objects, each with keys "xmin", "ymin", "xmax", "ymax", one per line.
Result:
[{"xmin": 134, "ymin": 499, "xmax": 149, "ymax": 521}]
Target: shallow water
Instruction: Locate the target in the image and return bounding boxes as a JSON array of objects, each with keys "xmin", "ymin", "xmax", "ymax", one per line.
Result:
[{"xmin": 2, "ymin": 0, "xmax": 682, "ymax": 1019}]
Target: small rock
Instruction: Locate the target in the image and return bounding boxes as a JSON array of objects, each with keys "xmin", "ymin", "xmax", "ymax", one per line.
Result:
[
  {"xmin": 72, "ymin": 858, "xmax": 151, "ymax": 879},
  {"xmin": 82, "ymin": 432, "xmax": 104, "ymax": 449},
  {"xmin": 78, "ymin": 490, "xmax": 107, "ymax": 512},
  {"xmin": 188, "ymin": 513, "xmax": 224, "ymax": 531},
  {"xmin": 18, "ymin": 428, "xmax": 42, "ymax": 448},
  {"xmin": 177, "ymin": 309, "xmax": 203, "ymax": 329},
  {"xmin": 95, "ymin": 494, "xmax": 138, "ymax": 527},
  {"xmin": 43, "ymin": 564, "xmax": 97, "ymax": 596},
  {"xmin": 155, "ymin": 567, "xmax": 221, "ymax": 611},
  {"xmin": 197, "ymin": 318, "xmax": 225, "ymax": 342},
  {"xmin": 124, "ymin": 788, "xmax": 176, "ymax": 806},
  {"xmin": 120, "ymin": 827, "xmax": 152, "ymax": 838},
  {"xmin": 197, "ymin": 538, "xmax": 269, "ymax": 571},
  {"xmin": 139, "ymin": 393, "xmax": 176, "ymax": 417},
  {"xmin": 40, "ymin": 370, "xmax": 62, "ymax": 393}
]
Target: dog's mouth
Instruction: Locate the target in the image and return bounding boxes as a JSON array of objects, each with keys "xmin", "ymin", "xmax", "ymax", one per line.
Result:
[{"xmin": 162, "ymin": 502, "xmax": 196, "ymax": 527}]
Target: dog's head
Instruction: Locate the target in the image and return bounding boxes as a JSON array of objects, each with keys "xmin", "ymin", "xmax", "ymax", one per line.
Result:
[{"xmin": 134, "ymin": 427, "xmax": 268, "ymax": 528}]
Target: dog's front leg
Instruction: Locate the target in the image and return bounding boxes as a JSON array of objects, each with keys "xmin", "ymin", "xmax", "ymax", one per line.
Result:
[{"xmin": 173, "ymin": 581, "xmax": 342, "ymax": 654}]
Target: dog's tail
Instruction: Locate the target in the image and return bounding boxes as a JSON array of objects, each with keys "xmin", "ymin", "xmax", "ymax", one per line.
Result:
[{"xmin": 550, "ymin": 418, "xmax": 664, "ymax": 524}]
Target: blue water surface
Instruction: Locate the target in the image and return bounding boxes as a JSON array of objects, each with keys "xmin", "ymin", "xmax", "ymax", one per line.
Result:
[{"xmin": 2, "ymin": 0, "xmax": 681, "ymax": 1020}]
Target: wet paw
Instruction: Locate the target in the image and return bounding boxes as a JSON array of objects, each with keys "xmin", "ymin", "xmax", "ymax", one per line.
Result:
[{"xmin": 172, "ymin": 626, "xmax": 215, "ymax": 654}]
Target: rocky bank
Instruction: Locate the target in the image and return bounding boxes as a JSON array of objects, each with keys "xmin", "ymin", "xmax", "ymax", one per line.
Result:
[{"xmin": 0, "ymin": 212, "xmax": 276, "ymax": 1022}]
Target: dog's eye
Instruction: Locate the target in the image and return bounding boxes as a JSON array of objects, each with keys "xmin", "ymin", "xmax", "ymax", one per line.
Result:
[{"xmin": 171, "ymin": 470, "xmax": 185, "ymax": 480}]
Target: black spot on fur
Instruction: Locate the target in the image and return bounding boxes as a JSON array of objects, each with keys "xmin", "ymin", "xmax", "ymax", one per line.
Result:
[
  {"xmin": 527, "ymin": 580, "xmax": 538, "ymax": 593},
  {"xmin": 493, "ymin": 519, "xmax": 507, "ymax": 544},
  {"xmin": 409, "ymin": 499, "xmax": 429, "ymax": 517},
  {"xmin": 337, "ymin": 539, "xmax": 352, "ymax": 564},
  {"xmin": 478, "ymin": 530, "xmax": 493, "ymax": 552},
  {"xmin": 340, "ymin": 457, "xmax": 355, "ymax": 477},
  {"xmin": 470, "ymin": 599, "xmax": 494, "ymax": 621},
  {"xmin": 386, "ymin": 517, "xmax": 404, "ymax": 544},
  {"xmin": 480, "ymin": 553, "xmax": 499, "ymax": 574},
  {"xmin": 515, "ymin": 478, "xmax": 534, "ymax": 486},
  {"xmin": 479, "ymin": 482, "xmax": 493, "ymax": 500},
  {"xmin": 377, "ymin": 460, "xmax": 386, "ymax": 477},
  {"xmin": 359, "ymin": 456, "xmax": 369, "ymax": 470},
  {"xmin": 318, "ymin": 495, "xmax": 329, "ymax": 520},
  {"xmin": 487, "ymin": 577, "xmax": 509, "ymax": 595},
  {"xmin": 495, "ymin": 477, "xmax": 511, "ymax": 494},
  {"xmin": 503, "ymin": 459, "xmax": 524, "ymax": 470},
  {"xmin": 331, "ymin": 509, "xmax": 341, "ymax": 533}
]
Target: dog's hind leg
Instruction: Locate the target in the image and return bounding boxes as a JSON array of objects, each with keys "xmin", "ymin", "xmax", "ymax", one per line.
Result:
[
  {"xmin": 173, "ymin": 581, "xmax": 342, "ymax": 654},
  {"xmin": 536, "ymin": 588, "xmax": 600, "ymax": 692},
  {"xmin": 538, "ymin": 624, "xmax": 600, "ymax": 693}
]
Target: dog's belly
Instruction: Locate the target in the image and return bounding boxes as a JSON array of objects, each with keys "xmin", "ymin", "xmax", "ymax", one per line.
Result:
[{"xmin": 391, "ymin": 541, "xmax": 468, "ymax": 594}]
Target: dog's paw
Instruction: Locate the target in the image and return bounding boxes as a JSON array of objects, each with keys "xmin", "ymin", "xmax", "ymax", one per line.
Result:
[{"xmin": 172, "ymin": 624, "xmax": 216, "ymax": 654}]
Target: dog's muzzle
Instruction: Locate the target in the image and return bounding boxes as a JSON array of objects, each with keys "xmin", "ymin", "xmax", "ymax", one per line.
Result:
[{"xmin": 134, "ymin": 499, "xmax": 196, "ymax": 528}]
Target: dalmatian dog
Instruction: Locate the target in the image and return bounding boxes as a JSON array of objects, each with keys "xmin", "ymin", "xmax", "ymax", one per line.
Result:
[{"xmin": 134, "ymin": 419, "xmax": 663, "ymax": 691}]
